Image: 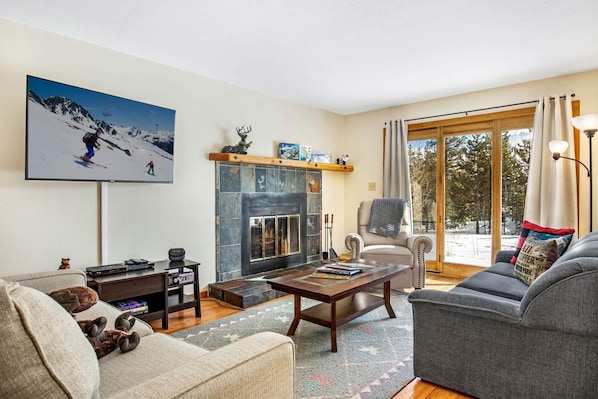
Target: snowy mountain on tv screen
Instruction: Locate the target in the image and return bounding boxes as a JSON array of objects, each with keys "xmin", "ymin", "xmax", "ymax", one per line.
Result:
[{"xmin": 26, "ymin": 89, "xmax": 175, "ymax": 183}]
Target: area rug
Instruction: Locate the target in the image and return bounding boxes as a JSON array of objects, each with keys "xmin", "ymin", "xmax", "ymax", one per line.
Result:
[{"xmin": 172, "ymin": 289, "xmax": 414, "ymax": 399}]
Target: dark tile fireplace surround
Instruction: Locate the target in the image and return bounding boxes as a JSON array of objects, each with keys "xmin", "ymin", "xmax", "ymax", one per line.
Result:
[{"xmin": 209, "ymin": 162, "xmax": 323, "ymax": 307}]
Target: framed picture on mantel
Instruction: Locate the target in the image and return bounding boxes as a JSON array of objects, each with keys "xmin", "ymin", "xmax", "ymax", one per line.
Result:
[
  {"xmin": 279, "ymin": 142, "xmax": 300, "ymax": 160},
  {"xmin": 299, "ymin": 145, "xmax": 311, "ymax": 161},
  {"xmin": 311, "ymin": 152, "xmax": 332, "ymax": 164}
]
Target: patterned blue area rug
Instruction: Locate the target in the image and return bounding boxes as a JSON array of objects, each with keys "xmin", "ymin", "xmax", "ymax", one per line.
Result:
[{"xmin": 172, "ymin": 289, "xmax": 414, "ymax": 399}]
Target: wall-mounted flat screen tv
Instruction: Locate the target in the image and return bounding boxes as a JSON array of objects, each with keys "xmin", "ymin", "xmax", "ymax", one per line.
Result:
[{"xmin": 26, "ymin": 75, "xmax": 176, "ymax": 183}]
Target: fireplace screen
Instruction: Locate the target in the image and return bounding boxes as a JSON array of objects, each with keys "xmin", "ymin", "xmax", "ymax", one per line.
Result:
[
  {"xmin": 241, "ymin": 192, "xmax": 307, "ymax": 276},
  {"xmin": 250, "ymin": 214, "xmax": 300, "ymax": 262}
]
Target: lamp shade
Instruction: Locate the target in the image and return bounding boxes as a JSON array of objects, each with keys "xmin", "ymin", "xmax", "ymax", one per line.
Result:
[
  {"xmin": 549, "ymin": 140, "xmax": 569, "ymax": 154},
  {"xmin": 571, "ymin": 113, "xmax": 598, "ymax": 131}
]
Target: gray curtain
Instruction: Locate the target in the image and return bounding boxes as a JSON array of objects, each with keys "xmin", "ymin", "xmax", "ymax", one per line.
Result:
[
  {"xmin": 383, "ymin": 119, "xmax": 412, "ymax": 230},
  {"xmin": 524, "ymin": 95, "xmax": 577, "ymax": 231}
]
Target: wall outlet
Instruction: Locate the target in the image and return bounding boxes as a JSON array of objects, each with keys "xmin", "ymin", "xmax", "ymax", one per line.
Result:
[{"xmin": 368, "ymin": 182, "xmax": 376, "ymax": 191}]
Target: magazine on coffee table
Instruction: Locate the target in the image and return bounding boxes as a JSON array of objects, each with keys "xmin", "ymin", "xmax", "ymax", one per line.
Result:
[
  {"xmin": 329, "ymin": 262, "xmax": 375, "ymax": 270},
  {"xmin": 309, "ymin": 271, "xmax": 353, "ymax": 280}
]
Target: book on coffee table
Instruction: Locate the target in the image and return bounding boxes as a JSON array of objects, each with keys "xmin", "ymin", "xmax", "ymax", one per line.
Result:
[{"xmin": 315, "ymin": 265, "xmax": 362, "ymax": 276}]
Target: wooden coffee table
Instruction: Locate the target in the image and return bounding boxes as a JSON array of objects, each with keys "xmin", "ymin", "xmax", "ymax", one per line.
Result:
[{"xmin": 268, "ymin": 261, "xmax": 408, "ymax": 352}]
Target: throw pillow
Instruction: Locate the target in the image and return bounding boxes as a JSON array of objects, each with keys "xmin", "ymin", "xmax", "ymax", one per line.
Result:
[
  {"xmin": 510, "ymin": 220, "xmax": 575, "ymax": 264},
  {"xmin": 514, "ymin": 236, "xmax": 560, "ymax": 285},
  {"xmin": 528, "ymin": 230, "xmax": 573, "ymax": 256}
]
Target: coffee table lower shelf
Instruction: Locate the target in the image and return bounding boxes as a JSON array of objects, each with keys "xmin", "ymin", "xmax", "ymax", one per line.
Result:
[
  {"xmin": 300, "ymin": 292, "xmax": 385, "ymax": 327},
  {"xmin": 288, "ymin": 288, "xmax": 396, "ymax": 353}
]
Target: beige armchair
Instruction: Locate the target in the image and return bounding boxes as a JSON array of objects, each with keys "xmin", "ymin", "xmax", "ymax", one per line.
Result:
[{"xmin": 345, "ymin": 200, "xmax": 433, "ymax": 290}]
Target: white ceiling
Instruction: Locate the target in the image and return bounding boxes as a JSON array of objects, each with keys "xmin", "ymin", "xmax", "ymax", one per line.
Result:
[{"xmin": 2, "ymin": 0, "xmax": 598, "ymax": 115}]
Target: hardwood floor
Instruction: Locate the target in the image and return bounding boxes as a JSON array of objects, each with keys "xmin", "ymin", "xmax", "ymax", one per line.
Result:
[
  {"xmin": 150, "ymin": 297, "xmax": 245, "ymax": 334},
  {"xmin": 150, "ymin": 272, "xmax": 472, "ymax": 399},
  {"xmin": 393, "ymin": 378, "xmax": 474, "ymax": 399}
]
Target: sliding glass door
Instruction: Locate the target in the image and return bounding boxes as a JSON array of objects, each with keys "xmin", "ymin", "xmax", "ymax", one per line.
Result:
[
  {"xmin": 408, "ymin": 110, "xmax": 534, "ymax": 276},
  {"xmin": 444, "ymin": 131, "xmax": 492, "ymax": 267}
]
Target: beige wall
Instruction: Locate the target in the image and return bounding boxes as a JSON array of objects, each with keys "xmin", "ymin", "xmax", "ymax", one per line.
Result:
[
  {"xmin": 343, "ymin": 70, "xmax": 598, "ymax": 238},
  {"xmin": 0, "ymin": 19, "xmax": 347, "ymax": 289}
]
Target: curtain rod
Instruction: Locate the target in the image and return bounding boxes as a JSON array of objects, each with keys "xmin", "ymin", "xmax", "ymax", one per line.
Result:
[{"xmin": 400, "ymin": 94, "xmax": 575, "ymax": 123}]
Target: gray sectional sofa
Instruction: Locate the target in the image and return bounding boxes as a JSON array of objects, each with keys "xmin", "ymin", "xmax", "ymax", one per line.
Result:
[
  {"xmin": 0, "ymin": 269, "xmax": 295, "ymax": 399},
  {"xmin": 408, "ymin": 231, "xmax": 598, "ymax": 398}
]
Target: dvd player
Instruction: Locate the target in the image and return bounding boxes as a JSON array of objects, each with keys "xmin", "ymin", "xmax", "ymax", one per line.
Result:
[
  {"xmin": 86, "ymin": 262, "xmax": 155, "ymax": 277},
  {"xmin": 86, "ymin": 264, "xmax": 127, "ymax": 277}
]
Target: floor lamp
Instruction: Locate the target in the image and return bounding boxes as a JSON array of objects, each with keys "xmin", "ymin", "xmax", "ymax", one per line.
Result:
[{"xmin": 548, "ymin": 113, "xmax": 598, "ymax": 232}]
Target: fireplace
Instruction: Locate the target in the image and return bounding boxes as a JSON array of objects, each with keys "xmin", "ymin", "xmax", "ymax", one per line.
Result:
[
  {"xmin": 242, "ymin": 193, "xmax": 307, "ymax": 275},
  {"xmin": 213, "ymin": 162, "xmax": 322, "ymax": 283}
]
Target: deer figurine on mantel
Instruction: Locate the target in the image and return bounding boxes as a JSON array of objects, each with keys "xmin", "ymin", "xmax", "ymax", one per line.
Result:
[{"xmin": 221, "ymin": 125, "xmax": 253, "ymax": 154}]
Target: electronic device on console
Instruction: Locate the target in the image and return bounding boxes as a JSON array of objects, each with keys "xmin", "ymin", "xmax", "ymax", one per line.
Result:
[
  {"xmin": 168, "ymin": 248, "xmax": 185, "ymax": 261},
  {"xmin": 86, "ymin": 264, "xmax": 127, "ymax": 277},
  {"xmin": 124, "ymin": 258, "xmax": 154, "ymax": 271},
  {"xmin": 125, "ymin": 260, "xmax": 154, "ymax": 272},
  {"xmin": 86, "ymin": 259, "xmax": 154, "ymax": 276}
]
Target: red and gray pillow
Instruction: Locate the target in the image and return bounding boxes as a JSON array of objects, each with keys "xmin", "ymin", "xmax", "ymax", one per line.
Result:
[{"xmin": 510, "ymin": 220, "xmax": 575, "ymax": 265}]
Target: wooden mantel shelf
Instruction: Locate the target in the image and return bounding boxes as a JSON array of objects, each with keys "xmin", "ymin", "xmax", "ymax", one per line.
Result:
[{"xmin": 209, "ymin": 153, "xmax": 354, "ymax": 172}]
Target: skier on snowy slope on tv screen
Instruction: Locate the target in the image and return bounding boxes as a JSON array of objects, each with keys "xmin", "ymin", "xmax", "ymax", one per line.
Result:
[{"xmin": 81, "ymin": 128, "xmax": 102, "ymax": 163}]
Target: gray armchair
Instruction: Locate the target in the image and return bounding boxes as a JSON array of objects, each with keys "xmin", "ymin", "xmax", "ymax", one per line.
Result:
[{"xmin": 345, "ymin": 200, "xmax": 433, "ymax": 290}]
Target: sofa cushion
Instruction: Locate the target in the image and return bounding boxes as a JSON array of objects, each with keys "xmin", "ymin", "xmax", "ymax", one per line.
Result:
[
  {"xmin": 514, "ymin": 236, "xmax": 559, "ymax": 285},
  {"xmin": 362, "ymin": 244, "xmax": 413, "ymax": 266},
  {"xmin": 484, "ymin": 262, "xmax": 516, "ymax": 278},
  {"xmin": 510, "ymin": 220, "xmax": 574, "ymax": 264},
  {"xmin": 0, "ymin": 279, "xmax": 100, "ymax": 399},
  {"xmin": 98, "ymin": 333, "xmax": 208, "ymax": 398},
  {"xmin": 456, "ymin": 271, "xmax": 529, "ymax": 301}
]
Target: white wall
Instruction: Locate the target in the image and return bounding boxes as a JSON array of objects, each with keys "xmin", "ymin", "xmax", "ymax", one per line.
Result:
[
  {"xmin": 0, "ymin": 19, "xmax": 347, "ymax": 290},
  {"xmin": 343, "ymin": 70, "xmax": 598, "ymax": 238}
]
